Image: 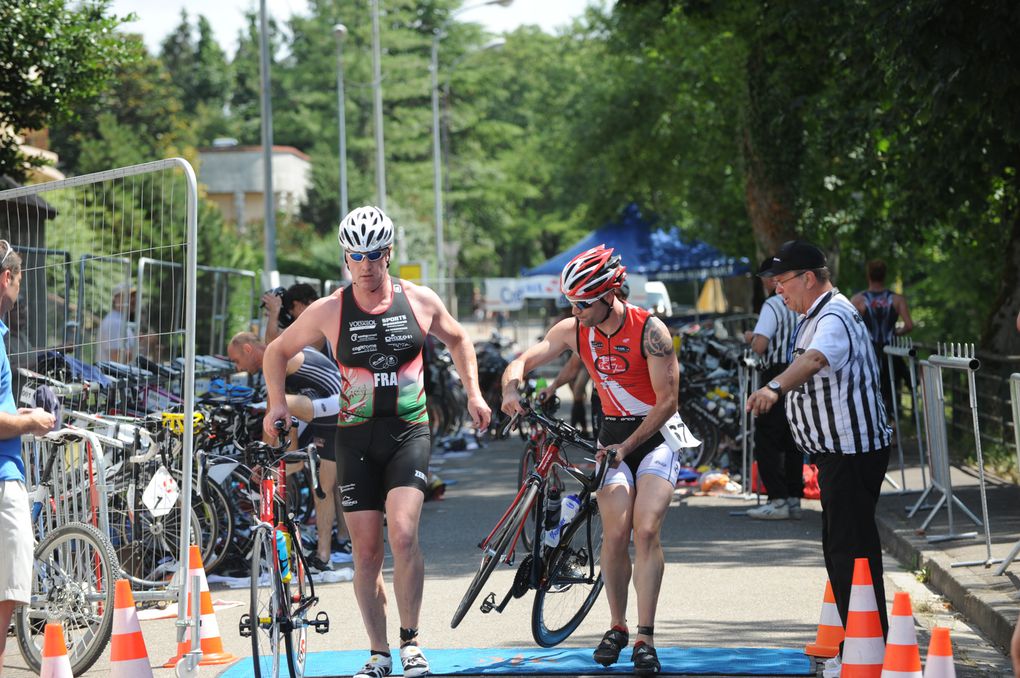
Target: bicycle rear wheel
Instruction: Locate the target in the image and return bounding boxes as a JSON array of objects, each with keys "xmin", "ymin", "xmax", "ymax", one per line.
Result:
[
  {"xmin": 678, "ymin": 406, "xmax": 719, "ymax": 468},
  {"xmin": 250, "ymin": 528, "xmax": 284, "ymax": 678},
  {"xmin": 451, "ymin": 484, "xmax": 536, "ymax": 629},
  {"xmin": 15, "ymin": 522, "xmax": 120, "ymax": 675},
  {"xmin": 531, "ymin": 500, "xmax": 605, "ymax": 647}
]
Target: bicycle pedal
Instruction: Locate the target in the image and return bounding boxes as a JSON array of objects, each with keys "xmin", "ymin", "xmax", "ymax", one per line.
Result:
[
  {"xmin": 238, "ymin": 613, "xmax": 252, "ymax": 638},
  {"xmin": 311, "ymin": 610, "xmax": 330, "ymax": 634},
  {"xmin": 480, "ymin": 592, "xmax": 496, "ymax": 614}
]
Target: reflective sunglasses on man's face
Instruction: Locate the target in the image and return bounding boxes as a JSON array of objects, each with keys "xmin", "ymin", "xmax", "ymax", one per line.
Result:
[
  {"xmin": 348, "ymin": 249, "xmax": 389, "ymax": 263},
  {"xmin": 570, "ymin": 294, "xmax": 606, "ymax": 310}
]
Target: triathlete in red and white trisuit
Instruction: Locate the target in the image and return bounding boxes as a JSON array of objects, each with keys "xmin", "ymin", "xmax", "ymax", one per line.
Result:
[{"xmin": 502, "ymin": 245, "xmax": 680, "ymax": 677}]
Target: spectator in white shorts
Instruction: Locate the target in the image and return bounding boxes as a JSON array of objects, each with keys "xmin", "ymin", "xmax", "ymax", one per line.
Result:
[{"xmin": 0, "ymin": 241, "xmax": 56, "ymax": 670}]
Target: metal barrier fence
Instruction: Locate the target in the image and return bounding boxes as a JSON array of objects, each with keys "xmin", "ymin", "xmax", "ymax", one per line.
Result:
[
  {"xmin": 0, "ymin": 159, "xmax": 201, "ymax": 666},
  {"xmin": 910, "ymin": 344, "xmax": 1004, "ymax": 568},
  {"xmin": 994, "ymin": 372, "xmax": 1020, "ymax": 575}
]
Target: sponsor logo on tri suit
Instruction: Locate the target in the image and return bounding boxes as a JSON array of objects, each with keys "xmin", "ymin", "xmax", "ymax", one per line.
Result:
[
  {"xmin": 414, "ymin": 469, "xmax": 427, "ymax": 482},
  {"xmin": 595, "ymin": 354, "xmax": 630, "ymax": 375},
  {"xmin": 385, "ymin": 333, "xmax": 413, "ymax": 343},
  {"xmin": 592, "ymin": 341, "xmax": 604, "ymax": 349},
  {"xmin": 369, "ymin": 353, "xmax": 398, "ymax": 370},
  {"xmin": 351, "ymin": 332, "xmax": 378, "ymax": 342},
  {"xmin": 616, "ymin": 345, "xmax": 631, "ymax": 353},
  {"xmin": 374, "ymin": 372, "xmax": 398, "ymax": 386},
  {"xmin": 342, "ymin": 496, "xmax": 358, "ymax": 507},
  {"xmin": 349, "ymin": 320, "xmax": 376, "ymax": 331},
  {"xmin": 352, "ymin": 343, "xmax": 377, "ymax": 355},
  {"xmin": 388, "ymin": 341, "xmax": 413, "ymax": 351},
  {"xmin": 381, "ymin": 314, "xmax": 407, "ymax": 326}
]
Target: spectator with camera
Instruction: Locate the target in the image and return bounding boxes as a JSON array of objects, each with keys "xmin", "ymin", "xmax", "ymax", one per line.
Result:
[{"xmin": 264, "ymin": 283, "xmax": 337, "ymax": 361}]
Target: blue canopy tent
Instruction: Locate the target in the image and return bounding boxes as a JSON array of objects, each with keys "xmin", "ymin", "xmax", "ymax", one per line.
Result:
[{"xmin": 522, "ymin": 203, "xmax": 750, "ymax": 281}]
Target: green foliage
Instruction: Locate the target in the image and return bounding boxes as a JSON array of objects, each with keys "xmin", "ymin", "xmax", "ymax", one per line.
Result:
[{"xmin": 0, "ymin": 0, "xmax": 134, "ymax": 180}]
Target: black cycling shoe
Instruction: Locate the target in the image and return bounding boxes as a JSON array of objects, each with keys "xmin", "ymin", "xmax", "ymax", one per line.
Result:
[
  {"xmin": 305, "ymin": 553, "xmax": 333, "ymax": 574},
  {"xmin": 631, "ymin": 642, "xmax": 660, "ymax": 676},
  {"xmin": 593, "ymin": 626, "xmax": 628, "ymax": 667}
]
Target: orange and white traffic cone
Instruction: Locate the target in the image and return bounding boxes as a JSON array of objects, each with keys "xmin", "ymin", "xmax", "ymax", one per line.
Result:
[
  {"xmin": 40, "ymin": 622, "xmax": 73, "ymax": 678},
  {"xmin": 881, "ymin": 592, "xmax": 921, "ymax": 678},
  {"xmin": 922, "ymin": 627, "xmax": 956, "ymax": 678},
  {"xmin": 841, "ymin": 558, "xmax": 885, "ymax": 678},
  {"xmin": 805, "ymin": 579, "xmax": 845, "ymax": 658},
  {"xmin": 163, "ymin": 545, "xmax": 237, "ymax": 667},
  {"xmin": 111, "ymin": 579, "xmax": 154, "ymax": 677}
]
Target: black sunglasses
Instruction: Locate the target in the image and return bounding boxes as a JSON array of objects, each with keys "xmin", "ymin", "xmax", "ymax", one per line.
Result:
[{"xmin": 348, "ymin": 249, "xmax": 389, "ymax": 263}]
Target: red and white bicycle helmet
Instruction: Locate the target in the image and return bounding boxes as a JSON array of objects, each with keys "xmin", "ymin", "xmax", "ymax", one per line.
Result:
[
  {"xmin": 560, "ymin": 245, "xmax": 627, "ymax": 302},
  {"xmin": 338, "ymin": 206, "xmax": 394, "ymax": 253}
]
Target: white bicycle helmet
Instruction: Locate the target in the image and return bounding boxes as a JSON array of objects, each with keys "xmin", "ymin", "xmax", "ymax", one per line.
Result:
[{"xmin": 338, "ymin": 206, "xmax": 395, "ymax": 253}]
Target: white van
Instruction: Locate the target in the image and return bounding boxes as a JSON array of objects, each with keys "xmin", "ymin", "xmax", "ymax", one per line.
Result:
[{"xmin": 644, "ymin": 281, "xmax": 673, "ymax": 317}]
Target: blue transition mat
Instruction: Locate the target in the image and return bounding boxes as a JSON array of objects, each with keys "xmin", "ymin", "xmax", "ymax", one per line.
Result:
[{"xmin": 218, "ymin": 647, "xmax": 815, "ymax": 676}]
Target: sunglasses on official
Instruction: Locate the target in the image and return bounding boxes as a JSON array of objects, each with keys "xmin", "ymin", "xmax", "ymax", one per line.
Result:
[{"xmin": 348, "ymin": 249, "xmax": 389, "ymax": 263}]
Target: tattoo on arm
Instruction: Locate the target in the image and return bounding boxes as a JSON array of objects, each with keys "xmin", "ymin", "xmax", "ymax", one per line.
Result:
[{"xmin": 643, "ymin": 322, "xmax": 673, "ymax": 357}]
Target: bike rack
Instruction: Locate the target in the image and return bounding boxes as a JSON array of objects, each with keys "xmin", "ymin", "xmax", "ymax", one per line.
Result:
[
  {"xmin": 883, "ymin": 337, "xmax": 927, "ymax": 493},
  {"xmin": 728, "ymin": 349, "xmax": 760, "ymax": 514},
  {"xmin": 993, "ymin": 373, "xmax": 1020, "ymax": 576}
]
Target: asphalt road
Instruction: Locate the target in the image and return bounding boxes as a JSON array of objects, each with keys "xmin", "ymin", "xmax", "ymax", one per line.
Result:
[{"xmin": 1, "ymin": 429, "xmax": 1013, "ymax": 677}]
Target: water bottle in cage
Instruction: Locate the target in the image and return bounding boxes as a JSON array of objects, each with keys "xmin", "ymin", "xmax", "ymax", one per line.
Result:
[
  {"xmin": 543, "ymin": 486, "xmax": 562, "ymax": 548},
  {"xmin": 276, "ymin": 528, "xmax": 292, "ymax": 582},
  {"xmin": 559, "ymin": 494, "xmax": 581, "ymax": 532}
]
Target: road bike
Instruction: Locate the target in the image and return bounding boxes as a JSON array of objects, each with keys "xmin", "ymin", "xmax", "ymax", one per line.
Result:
[
  {"xmin": 238, "ymin": 422, "xmax": 330, "ymax": 678},
  {"xmin": 451, "ymin": 400, "xmax": 613, "ymax": 647}
]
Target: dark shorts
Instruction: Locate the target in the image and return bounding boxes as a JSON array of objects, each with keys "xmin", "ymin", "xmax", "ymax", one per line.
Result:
[
  {"xmin": 298, "ymin": 417, "xmax": 339, "ymax": 463},
  {"xmin": 335, "ymin": 418, "xmax": 431, "ymax": 512}
]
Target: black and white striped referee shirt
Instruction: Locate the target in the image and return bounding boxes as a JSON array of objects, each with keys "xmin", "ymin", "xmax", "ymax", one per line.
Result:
[
  {"xmin": 786, "ymin": 289, "xmax": 892, "ymax": 455},
  {"xmin": 752, "ymin": 293, "xmax": 798, "ymax": 370}
]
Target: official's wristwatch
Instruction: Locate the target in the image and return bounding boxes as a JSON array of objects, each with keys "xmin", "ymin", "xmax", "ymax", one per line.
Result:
[{"xmin": 766, "ymin": 380, "xmax": 783, "ymax": 397}]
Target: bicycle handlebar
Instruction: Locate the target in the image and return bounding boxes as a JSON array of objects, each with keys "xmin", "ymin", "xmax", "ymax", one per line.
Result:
[{"xmin": 504, "ymin": 398, "xmax": 616, "ymax": 492}]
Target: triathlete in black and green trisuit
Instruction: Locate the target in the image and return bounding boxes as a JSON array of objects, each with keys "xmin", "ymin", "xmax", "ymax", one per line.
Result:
[{"xmin": 335, "ymin": 280, "xmax": 431, "ymax": 511}]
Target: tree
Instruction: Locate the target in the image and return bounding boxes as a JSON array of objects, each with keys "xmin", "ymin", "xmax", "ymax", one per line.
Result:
[{"xmin": 0, "ymin": 0, "xmax": 133, "ymax": 180}]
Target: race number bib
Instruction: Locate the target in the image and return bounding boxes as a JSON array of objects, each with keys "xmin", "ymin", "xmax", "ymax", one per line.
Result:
[
  {"xmin": 660, "ymin": 411, "xmax": 701, "ymax": 450},
  {"xmin": 142, "ymin": 465, "xmax": 180, "ymax": 517}
]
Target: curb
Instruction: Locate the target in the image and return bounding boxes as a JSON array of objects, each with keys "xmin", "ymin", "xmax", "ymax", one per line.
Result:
[{"xmin": 876, "ymin": 511, "xmax": 1017, "ymax": 653}]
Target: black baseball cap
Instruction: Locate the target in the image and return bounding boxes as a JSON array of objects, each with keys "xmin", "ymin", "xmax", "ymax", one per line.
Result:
[
  {"xmin": 757, "ymin": 257, "xmax": 775, "ymax": 277},
  {"xmin": 758, "ymin": 240, "xmax": 827, "ymax": 277}
]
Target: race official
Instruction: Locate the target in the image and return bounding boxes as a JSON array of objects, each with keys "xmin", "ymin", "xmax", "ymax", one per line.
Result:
[{"xmin": 746, "ymin": 240, "xmax": 892, "ymax": 660}]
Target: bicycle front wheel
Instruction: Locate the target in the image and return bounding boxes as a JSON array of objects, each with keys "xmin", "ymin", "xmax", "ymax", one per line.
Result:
[
  {"xmin": 15, "ymin": 522, "xmax": 120, "ymax": 675},
  {"xmin": 531, "ymin": 500, "xmax": 605, "ymax": 647},
  {"xmin": 517, "ymin": 444, "xmax": 540, "ymax": 551},
  {"xmin": 451, "ymin": 484, "xmax": 536, "ymax": 629},
  {"xmin": 250, "ymin": 528, "xmax": 284, "ymax": 678},
  {"xmin": 283, "ymin": 531, "xmax": 313, "ymax": 678}
]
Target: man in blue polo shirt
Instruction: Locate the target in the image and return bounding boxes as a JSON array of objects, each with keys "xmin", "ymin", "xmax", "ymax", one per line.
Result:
[{"xmin": 0, "ymin": 241, "xmax": 56, "ymax": 668}]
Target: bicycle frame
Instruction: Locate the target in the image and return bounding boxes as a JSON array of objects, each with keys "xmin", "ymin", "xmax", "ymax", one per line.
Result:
[{"xmin": 452, "ymin": 400, "xmax": 609, "ymax": 638}]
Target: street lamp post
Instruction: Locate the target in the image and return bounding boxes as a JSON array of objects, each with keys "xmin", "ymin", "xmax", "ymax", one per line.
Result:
[
  {"xmin": 431, "ymin": 0, "xmax": 513, "ymax": 305},
  {"xmin": 258, "ymin": 0, "xmax": 277, "ymax": 279},
  {"xmin": 334, "ymin": 23, "xmax": 349, "ymax": 221}
]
